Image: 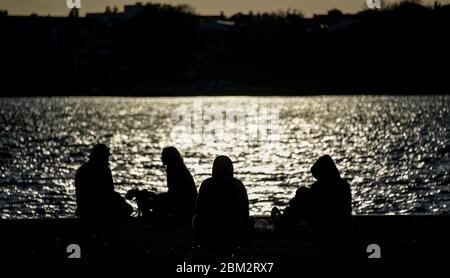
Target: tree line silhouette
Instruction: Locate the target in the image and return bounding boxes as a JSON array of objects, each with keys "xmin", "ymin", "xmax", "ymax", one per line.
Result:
[{"xmin": 0, "ymin": 1, "xmax": 449, "ymax": 96}]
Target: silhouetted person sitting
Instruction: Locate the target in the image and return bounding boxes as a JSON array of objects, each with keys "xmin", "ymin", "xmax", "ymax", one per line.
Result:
[
  {"xmin": 160, "ymin": 146, "xmax": 198, "ymax": 223},
  {"xmin": 123, "ymin": 147, "xmax": 197, "ymax": 222},
  {"xmin": 272, "ymin": 155, "xmax": 351, "ymax": 252},
  {"xmin": 308, "ymin": 155, "xmax": 352, "ymax": 250},
  {"xmin": 75, "ymin": 144, "xmax": 132, "ymax": 220},
  {"xmin": 271, "ymin": 186, "xmax": 312, "ymax": 233},
  {"xmin": 193, "ymin": 156, "xmax": 251, "ymax": 253}
]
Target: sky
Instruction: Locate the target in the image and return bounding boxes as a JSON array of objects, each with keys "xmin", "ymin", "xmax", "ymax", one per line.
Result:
[{"xmin": 0, "ymin": 0, "xmax": 449, "ymax": 17}]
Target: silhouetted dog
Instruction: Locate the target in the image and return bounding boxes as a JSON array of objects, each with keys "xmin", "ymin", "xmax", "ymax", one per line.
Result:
[{"xmin": 125, "ymin": 189, "xmax": 156, "ymax": 218}]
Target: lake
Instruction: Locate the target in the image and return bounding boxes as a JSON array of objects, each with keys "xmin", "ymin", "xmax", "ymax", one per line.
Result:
[{"xmin": 0, "ymin": 96, "xmax": 449, "ymax": 218}]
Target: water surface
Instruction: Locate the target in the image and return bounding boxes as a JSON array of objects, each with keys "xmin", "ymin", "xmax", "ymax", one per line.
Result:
[{"xmin": 0, "ymin": 96, "xmax": 449, "ymax": 218}]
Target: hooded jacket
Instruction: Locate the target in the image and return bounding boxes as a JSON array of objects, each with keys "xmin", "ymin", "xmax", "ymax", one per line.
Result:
[
  {"xmin": 194, "ymin": 156, "xmax": 249, "ymax": 243},
  {"xmin": 309, "ymin": 155, "xmax": 352, "ymax": 231}
]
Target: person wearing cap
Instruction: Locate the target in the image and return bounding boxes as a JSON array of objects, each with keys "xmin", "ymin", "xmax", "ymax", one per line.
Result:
[{"xmin": 75, "ymin": 144, "xmax": 132, "ymax": 219}]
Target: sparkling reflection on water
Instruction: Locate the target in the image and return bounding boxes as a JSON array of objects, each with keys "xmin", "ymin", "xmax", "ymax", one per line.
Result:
[{"xmin": 0, "ymin": 96, "xmax": 449, "ymax": 219}]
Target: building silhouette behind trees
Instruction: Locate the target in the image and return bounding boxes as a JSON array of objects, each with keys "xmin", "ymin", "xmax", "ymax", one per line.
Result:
[{"xmin": 0, "ymin": 1, "xmax": 449, "ymax": 96}]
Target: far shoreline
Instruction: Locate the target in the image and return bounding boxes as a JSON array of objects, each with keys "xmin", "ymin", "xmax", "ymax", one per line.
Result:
[{"xmin": 1, "ymin": 83, "xmax": 449, "ymax": 97}]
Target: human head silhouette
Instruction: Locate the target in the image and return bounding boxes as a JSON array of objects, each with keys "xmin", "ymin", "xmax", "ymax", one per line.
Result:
[
  {"xmin": 88, "ymin": 144, "xmax": 110, "ymax": 163},
  {"xmin": 161, "ymin": 146, "xmax": 183, "ymax": 166},
  {"xmin": 311, "ymin": 155, "xmax": 340, "ymax": 181},
  {"xmin": 212, "ymin": 155, "xmax": 234, "ymax": 179}
]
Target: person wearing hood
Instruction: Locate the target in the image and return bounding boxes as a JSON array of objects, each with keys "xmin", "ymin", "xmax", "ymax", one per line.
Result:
[
  {"xmin": 75, "ymin": 144, "xmax": 132, "ymax": 220},
  {"xmin": 308, "ymin": 155, "xmax": 352, "ymax": 248},
  {"xmin": 193, "ymin": 155, "xmax": 250, "ymax": 251}
]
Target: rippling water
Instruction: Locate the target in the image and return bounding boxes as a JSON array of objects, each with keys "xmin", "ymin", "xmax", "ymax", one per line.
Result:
[{"xmin": 1, "ymin": 96, "xmax": 449, "ymax": 219}]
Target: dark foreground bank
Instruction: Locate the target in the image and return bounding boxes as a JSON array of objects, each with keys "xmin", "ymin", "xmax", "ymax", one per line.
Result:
[{"xmin": 1, "ymin": 215, "xmax": 449, "ymax": 264}]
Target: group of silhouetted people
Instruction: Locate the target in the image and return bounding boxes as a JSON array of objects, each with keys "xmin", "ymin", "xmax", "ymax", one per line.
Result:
[{"xmin": 75, "ymin": 143, "xmax": 352, "ymax": 254}]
